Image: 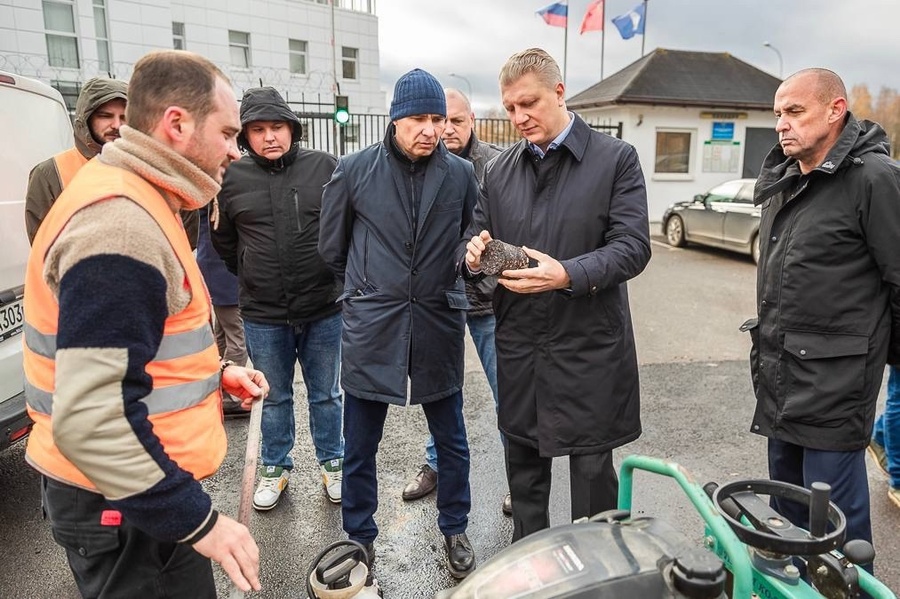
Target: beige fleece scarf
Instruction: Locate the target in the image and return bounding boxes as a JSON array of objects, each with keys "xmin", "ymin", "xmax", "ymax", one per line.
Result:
[{"xmin": 99, "ymin": 125, "xmax": 221, "ymax": 214}]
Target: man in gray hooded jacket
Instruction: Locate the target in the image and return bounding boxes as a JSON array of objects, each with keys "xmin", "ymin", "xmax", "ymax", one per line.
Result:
[
  {"xmin": 25, "ymin": 77, "xmax": 128, "ymax": 243},
  {"xmin": 25, "ymin": 77, "xmax": 199, "ymax": 247}
]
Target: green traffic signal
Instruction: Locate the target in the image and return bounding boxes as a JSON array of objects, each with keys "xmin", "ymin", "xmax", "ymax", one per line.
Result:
[{"xmin": 334, "ymin": 95, "xmax": 350, "ymax": 124}]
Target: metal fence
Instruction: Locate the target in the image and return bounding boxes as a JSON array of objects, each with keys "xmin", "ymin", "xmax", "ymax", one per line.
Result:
[{"xmin": 288, "ymin": 103, "xmax": 622, "ymax": 156}]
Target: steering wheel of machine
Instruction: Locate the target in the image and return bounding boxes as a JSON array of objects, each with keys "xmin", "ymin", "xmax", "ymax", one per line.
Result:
[{"xmin": 712, "ymin": 479, "xmax": 846, "ymax": 556}]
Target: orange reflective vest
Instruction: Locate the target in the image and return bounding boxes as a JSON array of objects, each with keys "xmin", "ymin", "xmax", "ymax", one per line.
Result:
[
  {"xmin": 23, "ymin": 159, "xmax": 226, "ymax": 491},
  {"xmin": 52, "ymin": 147, "xmax": 89, "ymax": 188}
]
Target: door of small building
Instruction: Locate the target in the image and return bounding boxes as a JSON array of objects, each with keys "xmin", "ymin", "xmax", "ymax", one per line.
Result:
[{"xmin": 743, "ymin": 127, "xmax": 779, "ymax": 178}]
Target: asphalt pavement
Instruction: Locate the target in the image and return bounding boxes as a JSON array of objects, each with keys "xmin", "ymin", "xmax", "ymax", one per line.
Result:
[{"xmin": 0, "ymin": 235, "xmax": 897, "ymax": 598}]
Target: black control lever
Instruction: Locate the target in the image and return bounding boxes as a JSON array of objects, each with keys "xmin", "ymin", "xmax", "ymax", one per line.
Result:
[
  {"xmin": 703, "ymin": 482, "xmax": 741, "ymax": 521},
  {"xmin": 842, "ymin": 539, "xmax": 875, "ymax": 566},
  {"xmin": 808, "ymin": 482, "xmax": 830, "ymax": 538}
]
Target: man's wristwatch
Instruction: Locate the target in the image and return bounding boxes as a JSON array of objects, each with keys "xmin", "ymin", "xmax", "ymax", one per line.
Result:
[{"xmin": 220, "ymin": 360, "xmax": 235, "ymax": 372}]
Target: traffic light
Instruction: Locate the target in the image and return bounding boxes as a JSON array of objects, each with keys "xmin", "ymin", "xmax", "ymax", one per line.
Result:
[{"xmin": 334, "ymin": 95, "xmax": 350, "ymax": 124}]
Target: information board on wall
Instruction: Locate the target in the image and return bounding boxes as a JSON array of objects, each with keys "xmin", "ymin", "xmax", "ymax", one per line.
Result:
[
  {"xmin": 702, "ymin": 140, "xmax": 741, "ymax": 173},
  {"xmin": 711, "ymin": 122, "xmax": 735, "ymax": 140}
]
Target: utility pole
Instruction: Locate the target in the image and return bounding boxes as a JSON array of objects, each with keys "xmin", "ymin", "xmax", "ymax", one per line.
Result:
[
  {"xmin": 448, "ymin": 73, "xmax": 473, "ymax": 100},
  {"xmin": 331, "ymin": 0, "xmax": 343, "ymax": 155},
  {"xmin": 763, "ymin": 41, "xmax": 783, "ymax": 78}
]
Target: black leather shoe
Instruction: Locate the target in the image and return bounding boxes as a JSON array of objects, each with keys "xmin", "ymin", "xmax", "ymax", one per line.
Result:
[
  {"xmin": 402, "ymin": 464, "xmax": 437, "ymax": 500},
  {"xmin": 364, "ymin": 543, "xmax": 375, "ymax": 568},
  {"xmin": 359, "ymin": 542, "xmax": 381, "ymax": 594},
  {"xmin": 445, "ymin": 533, "xmax": 476, "ymax": 579},
  {"xmin": 501, "ymin": 492, "xmax": 512, "ymax": 516}
]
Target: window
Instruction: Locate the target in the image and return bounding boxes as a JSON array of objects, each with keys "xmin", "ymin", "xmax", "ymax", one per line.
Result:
[
  {"xmin": 228, "ymin": 30, "xmax": 251, "ymax": 68},
  {"xmin": 735, "ymin": 183, "xmax": 754, "ymax": 204},
  {"xmin": 52, "ymin": 79, "xmax": 81, "ymax": 114},
  {"xmin": 43, "ymin": 0, "xmax": 79, "ymax": 69},
  {"xmin": 93, "ymin": 0, "xmax": 110, "ymax": 73},
  {"xmin": 706, "ymin": 180, "xmax": 746, "ymax": 203},
  {"xmin": 172, "ymin": 22, "xmax": 185, "ymax": 50},
  {"xmin": 655, "ymin": 130, "xmax": 692, "ymax": 174},
  {"xmin": 341, "ymin": 46, "xmax": 358, "ymax": 80},
  {"xmin": 289, "ymin": 39, "xmax": 308, "ymax": 75}
]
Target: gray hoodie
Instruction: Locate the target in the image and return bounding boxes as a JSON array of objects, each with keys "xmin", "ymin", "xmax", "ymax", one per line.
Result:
[
  {"xmin": 25, "ymin": 77, "xmax": 128, "ymax": 243},
  {"xmin": 72, "ymin": 77, "xmax": 129, "ymax": 158}
]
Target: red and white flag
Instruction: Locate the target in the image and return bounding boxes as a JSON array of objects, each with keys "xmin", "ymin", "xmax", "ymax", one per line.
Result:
[{"xmin": 580, "ymin": 0, "xmax": 604, "ymax": 34}]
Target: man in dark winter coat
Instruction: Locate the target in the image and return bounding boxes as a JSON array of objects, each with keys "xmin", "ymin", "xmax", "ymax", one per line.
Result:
[
  {"xmin": 319, "ymin": 68, "xmax": 479, "ymax": 579},
  {"xmin": 744, "ymin": 68, "xmax": 900, "ymax": 555},
  {"xmin": 464, "ymin": 48, "xmax": 650, "ymax": 543},
  {"xmin": 401, "ymin": 87, "xmax": 509, "ymax": 514},
  {"xmin": 212, "ymin": 87, "xmax": 344, "ymax": 510}
]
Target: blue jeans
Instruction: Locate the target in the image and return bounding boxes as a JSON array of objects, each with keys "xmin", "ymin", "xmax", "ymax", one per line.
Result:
[
  {"xmin": 243, "ymin": 313, "xmax": 344, "ymax": 468},
  {"xmin": 873, "ymin": 366, "xmax": 900, "ymax": 488},
  {"xmin": 343, "ymin": 391, "xmax": 470, "ymax": 543},
  {"xmin": 425, "ymin": 314, "xmax": 499, "ymax": 472}
]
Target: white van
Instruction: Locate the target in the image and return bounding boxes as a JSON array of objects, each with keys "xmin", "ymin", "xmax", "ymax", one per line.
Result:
[{"xmin": 0, "ymin": 71, "xmax": 73, "ymax": 450}]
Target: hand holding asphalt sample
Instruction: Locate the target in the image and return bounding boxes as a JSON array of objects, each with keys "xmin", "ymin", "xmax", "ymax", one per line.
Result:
[{"xmin": 480, "ymin": 239, "xmax": 528, "ymax": 276}]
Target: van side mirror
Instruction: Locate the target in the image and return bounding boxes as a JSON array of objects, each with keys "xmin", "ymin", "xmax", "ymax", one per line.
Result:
[{"xmin": 693, "ymin": 194, "xmax": 705, "ymax": 203}]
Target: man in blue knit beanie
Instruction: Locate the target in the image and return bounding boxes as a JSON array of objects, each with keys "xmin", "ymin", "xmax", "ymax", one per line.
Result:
[{"xmin": 319, "ymin": 67, "xmax": 478, "ymax": 580}]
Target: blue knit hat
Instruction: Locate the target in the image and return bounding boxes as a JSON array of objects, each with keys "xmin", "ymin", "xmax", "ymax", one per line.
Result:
[{"xmin": 389, "ymin": 68, "xmax": 446, "ymax": 121}]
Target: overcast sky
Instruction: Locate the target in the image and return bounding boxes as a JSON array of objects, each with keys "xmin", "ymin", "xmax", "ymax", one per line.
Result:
[{"xmin": 375, "ymin": 0, "xmax": 900, "ymax": 115}]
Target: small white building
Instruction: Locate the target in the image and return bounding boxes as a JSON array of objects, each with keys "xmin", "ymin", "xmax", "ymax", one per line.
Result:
[
  {"xmin": 0, "ymin": 0, "xmax": 385, "ymax": 114},
  {"xmin": 568, "ymin": 49, "xmax": 781, "ymax": 222}
]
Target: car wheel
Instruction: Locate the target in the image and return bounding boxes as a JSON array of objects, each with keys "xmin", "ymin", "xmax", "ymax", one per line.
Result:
[
  {"xmin": 665, "ymin": 215, "xmax": 686, "ymax": 247},
  {"xmin": 751, "ymin": 233, "xmax": 760, "ymax": 264}
]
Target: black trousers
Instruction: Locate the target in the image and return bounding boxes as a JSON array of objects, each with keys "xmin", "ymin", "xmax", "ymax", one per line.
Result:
[
  {"xmin": 505, "ymin": 439, "xmax": 618, "ymax": 542},
  {"xmin": 42, "ymin": 477, "xmax": 216, "ymax": 599}
]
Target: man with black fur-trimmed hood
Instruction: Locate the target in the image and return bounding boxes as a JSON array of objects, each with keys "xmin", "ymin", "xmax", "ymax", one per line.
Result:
[{"xmin": 211, "ymin": 87, "xmax": 345, "ymax": 511}]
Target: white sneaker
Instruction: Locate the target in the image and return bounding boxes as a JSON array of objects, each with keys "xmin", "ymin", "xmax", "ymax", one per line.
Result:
[
  {"xmin": 253, "ymin": 466, "xmax": 289, "ymax": 511},
  {"xmin": 320, "ymin": 458, "xmax": 343, "ymax": 503}
]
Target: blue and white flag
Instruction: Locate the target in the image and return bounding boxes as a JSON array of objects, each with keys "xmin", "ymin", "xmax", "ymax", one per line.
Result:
[{"xmin": 612, "ymin": 3, "xmax": 645, "ymax": 40}]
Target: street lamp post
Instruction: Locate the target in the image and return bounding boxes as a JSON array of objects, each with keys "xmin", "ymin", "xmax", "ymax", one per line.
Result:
[
  {"xmin": 448, "ymin": 72, "xmax": 473, "ymax": 100},
  {"xmin": 763, "ymin": 42, "xmax": 783, "ymax": 79}
]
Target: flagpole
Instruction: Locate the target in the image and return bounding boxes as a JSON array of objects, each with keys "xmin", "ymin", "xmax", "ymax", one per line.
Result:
[
  {"xmin": 563, "ymin": 7, "xmax": 569, "ymax": 87},
  {"xmin": 600, "ymin": 4, "xmax": 605, "ymax": 79},
  {"xmin": 641, "ymin": 0, "xmax": 648, "ymax": 56},
  {"xmin": 600, "ymin": 31, "xmax": 605, "ymax": 79}
]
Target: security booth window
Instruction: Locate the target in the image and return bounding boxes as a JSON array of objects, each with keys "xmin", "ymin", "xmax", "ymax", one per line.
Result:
[{"xmin": 655, "ymin": 130, "xmax": 692, "ymax": 174}]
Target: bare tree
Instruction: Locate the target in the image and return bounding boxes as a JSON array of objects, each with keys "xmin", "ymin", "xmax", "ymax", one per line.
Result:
[
  {"xmin": 850, "ymin": 84, "xmax": 899, "ymax": 158},
  {"xmin": 873, "ymin": 87, "xmax": 899, "ymax": 157},
  {"xmin": 849, "ymin": 84, "xmax": 874, "ymax": 120}
]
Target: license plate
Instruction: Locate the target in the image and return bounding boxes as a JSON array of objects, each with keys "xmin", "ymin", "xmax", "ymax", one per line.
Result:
[{"xmin": 0, "ymin": 298, "xmax": 24, "ymax": 343}]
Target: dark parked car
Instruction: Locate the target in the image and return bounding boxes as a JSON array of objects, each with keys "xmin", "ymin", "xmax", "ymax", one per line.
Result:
[{"xmin": 661, "ymin": 178, "xmax": 760, "ymax": 264}]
